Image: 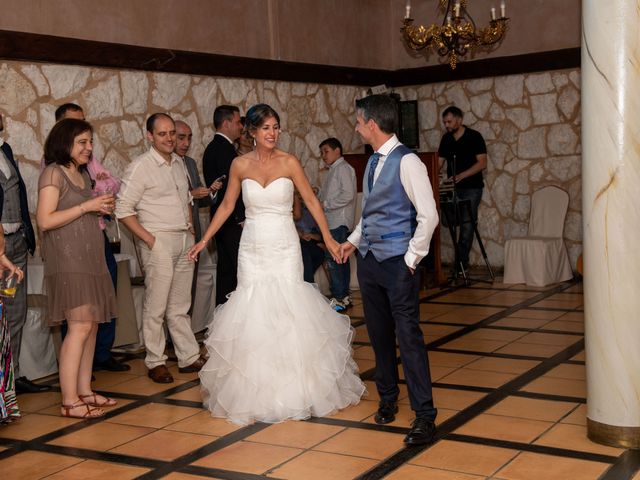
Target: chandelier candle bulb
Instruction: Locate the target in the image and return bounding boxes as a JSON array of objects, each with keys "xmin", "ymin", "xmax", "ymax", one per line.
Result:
[
  {"xmin": 500, "ymin": 1, "xmax": 506, "ymax": 18},
  {"xmin": 491, "ymin": 7, "xmax": 496, "ymax": 20},
  {"xmin": 454, "ymin": 2, "xmax": 461, "ymax": 17},
  {"xmin": 405, "ymin": 0, "xmax": 411, "ymax": 19}
]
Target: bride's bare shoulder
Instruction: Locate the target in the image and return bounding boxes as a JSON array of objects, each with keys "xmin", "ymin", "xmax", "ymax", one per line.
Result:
[{"xmin": 276, "ymin": 150, "xmax": 300, "ymax": 165}]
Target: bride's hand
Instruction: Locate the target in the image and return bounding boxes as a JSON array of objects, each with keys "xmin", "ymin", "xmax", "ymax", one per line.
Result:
[
  {"xmin": 187, "ymin": 240, "xmax": 207, "ymax": 261},
  {"xmin": 325, "ymin": 237, "xmax": 342, "ymax": 263}
]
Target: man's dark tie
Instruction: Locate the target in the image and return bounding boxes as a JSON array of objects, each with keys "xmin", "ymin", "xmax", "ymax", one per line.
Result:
[{"xmin": 367, "ymin": 152, "xmax": 382, "ymax": 191}]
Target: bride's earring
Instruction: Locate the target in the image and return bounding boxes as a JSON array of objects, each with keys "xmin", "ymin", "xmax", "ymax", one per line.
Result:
[{"xmin": 253, "ymin": 137, "xmax": 256, "ymax": 147}]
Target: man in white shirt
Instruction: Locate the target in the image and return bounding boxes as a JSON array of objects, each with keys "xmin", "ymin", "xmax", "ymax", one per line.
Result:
[
  {"xmin": 116, "ymin": 113, "xmax": 205, "ymax": 384},
  {"xmin": 318, "ymin": 138, "xmax": 356, "ymax": 311},
  {"xmin": 340, "ymin": 94, "xmax": 439, "ymax": 445}
]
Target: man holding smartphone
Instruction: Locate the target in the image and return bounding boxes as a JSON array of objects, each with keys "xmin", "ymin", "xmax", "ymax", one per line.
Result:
[{"xmin": 202, "ymin": 105, "xmax": 245, "ymax": 305}]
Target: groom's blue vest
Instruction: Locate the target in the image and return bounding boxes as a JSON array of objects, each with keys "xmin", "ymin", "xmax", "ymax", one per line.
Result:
[{"xmin": 359, "ymin": 144, "xmax": 417, "ymax": 261}]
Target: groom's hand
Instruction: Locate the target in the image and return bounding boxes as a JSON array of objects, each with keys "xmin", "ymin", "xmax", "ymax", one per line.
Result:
[{"xmin": 339, "ymin": 241, "xmax": 356, "ymax": 264}]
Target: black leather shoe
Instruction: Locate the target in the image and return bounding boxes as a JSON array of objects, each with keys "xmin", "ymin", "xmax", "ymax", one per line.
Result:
[
  {"xmin": 404, "ymin": 417, "xmax": 436, "ymax": 445},
  {"xmin": 15, "ymin": 377, "xmax": 52, "ymax": 394},
  {"xmin": 374, "ymin": 401, "xmax": 398, "ymax": 424},
  {"xmin": 94, "ymin": 357, "xmax": 131, "ymax": 372}
]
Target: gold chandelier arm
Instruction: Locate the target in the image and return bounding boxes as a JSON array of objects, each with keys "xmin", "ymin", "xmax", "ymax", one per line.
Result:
[
  {"xmin": 402, "ymin": 20, "xmax": 440, "ymax": 50},
  {"xmin": 475, "ymin": 19, "xmax": 509, "ymax": 46}
]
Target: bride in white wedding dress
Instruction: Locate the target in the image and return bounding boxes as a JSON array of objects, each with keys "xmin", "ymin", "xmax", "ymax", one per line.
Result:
[{"xmin": 188, "ymin": 104, "xmax": 365, "ymax": 425}]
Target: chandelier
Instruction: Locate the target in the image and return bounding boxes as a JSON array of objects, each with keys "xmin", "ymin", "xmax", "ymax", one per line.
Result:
[{"xmin": 401, "ymin": 0, "xmax": 509, "ymax": 69}]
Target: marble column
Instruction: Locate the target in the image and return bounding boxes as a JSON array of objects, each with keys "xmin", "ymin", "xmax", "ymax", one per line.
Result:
[{"xmin": 582, "ymin": 0, "xmax": 640, "ymax": 448}]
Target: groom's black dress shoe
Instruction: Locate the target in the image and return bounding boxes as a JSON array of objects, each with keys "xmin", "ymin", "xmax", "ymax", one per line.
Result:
[
  {"xmin": 374, "ymin": 401, "xmax": 398, "ymax": 424},
  {"xmin": 15, "ymin": 377, "xmax": 52, "ymax": 394},
  {"xmin": 404, "ymin": 417, "xmax": 436, "ymax": 445}
]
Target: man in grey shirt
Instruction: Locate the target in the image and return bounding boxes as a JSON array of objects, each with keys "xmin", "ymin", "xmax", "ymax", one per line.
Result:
[{"xmin": 318, "ymin": 138, "xmax": 356, "ymax": 311}]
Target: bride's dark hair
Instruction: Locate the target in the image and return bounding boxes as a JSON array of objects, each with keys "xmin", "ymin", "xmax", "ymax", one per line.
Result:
[{"xmin": 244, "ymin": 104, "xmax": 280, "ymax": 134}]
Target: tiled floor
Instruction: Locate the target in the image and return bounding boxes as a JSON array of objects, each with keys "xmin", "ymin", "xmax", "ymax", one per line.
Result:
[{"xmin": 1, "ymin": 277, "xmax": 637, "ymax": 479}]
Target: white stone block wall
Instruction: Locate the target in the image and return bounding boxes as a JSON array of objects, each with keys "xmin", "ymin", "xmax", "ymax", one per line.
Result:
[
  {"xmin": 0, "ymin": 60, "xmax": 581, "ymax": 268},
  {"xmin": 399, "ymin": 69, "xmax": 582, "ymax": 269}
]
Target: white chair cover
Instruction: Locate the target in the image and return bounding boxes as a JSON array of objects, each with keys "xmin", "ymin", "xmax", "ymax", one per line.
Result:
[{"xmin": 503, "ymin": 186, "xmax": 573, "ymax": 286}]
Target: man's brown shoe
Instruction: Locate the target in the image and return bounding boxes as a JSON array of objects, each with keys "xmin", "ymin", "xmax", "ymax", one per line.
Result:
[
  {"xmin": 178, "ymin": 356, "xmax": 206, "ymax": 373},
  {"xmin": 148, "ymin": 365, "xmax": 174, "ymax": 383}
]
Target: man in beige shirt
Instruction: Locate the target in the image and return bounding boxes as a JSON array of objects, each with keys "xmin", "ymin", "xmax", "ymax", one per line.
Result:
[{"xmin": 116, "ymin": 113, "xmax": 205, "ymax": 383}]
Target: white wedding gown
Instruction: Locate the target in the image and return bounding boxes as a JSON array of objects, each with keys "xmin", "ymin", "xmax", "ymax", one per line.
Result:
[{"xmin": 199, "ymin": 177, "xmax": 365, "ymax": 425}]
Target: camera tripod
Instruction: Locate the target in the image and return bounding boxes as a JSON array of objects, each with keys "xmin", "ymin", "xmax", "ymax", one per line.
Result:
[{"xmin": 440, "ymin": 196, "xmax": 495, "ymax": 285}]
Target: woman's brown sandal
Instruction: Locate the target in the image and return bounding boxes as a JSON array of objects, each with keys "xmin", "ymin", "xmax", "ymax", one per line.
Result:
[
  {"xmin": 79, "ymin": 393, "xmax": 117, "ymax": 407},
  {"xmin": 61, "ymin": 400, "xmax": 104, "ymax": 419}
]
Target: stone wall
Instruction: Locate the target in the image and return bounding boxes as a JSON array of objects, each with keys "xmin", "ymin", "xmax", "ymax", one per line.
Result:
[
  {"xmin": 0, "ymin": 60, "xmax": 365, "ymax": 226},
  {"xmin": 0, "ymin": 60, "xmax": 582, "ymax": 268},
  {"xmin": 399, "ymin": 68, "xmax": 582, "ymax": 269}
]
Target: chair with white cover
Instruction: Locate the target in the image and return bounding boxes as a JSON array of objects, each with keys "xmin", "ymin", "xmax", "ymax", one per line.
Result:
[{"xmin": 503, "ymin": 185, "xmax": 573, "ymax": 287}]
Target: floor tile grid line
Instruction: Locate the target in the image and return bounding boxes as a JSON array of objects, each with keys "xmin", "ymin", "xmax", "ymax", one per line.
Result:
[
  {"xmin": 135, "ymin": 422, "xmax": 274, "ymax": 480},
  {"xmin": 420, "ymin": 281, "xmax": 580, "ymax": 351},
  {"xmin": 28, "ymin": 441, "xmax": 169, "ymax": 469},
  {"xmin": 357, "ymin": 281, "xmax": 579, "ymax": 381},
  {"xmin": 479, "ymin": 325, "xmax": 583, "ymax": 336},
  {"xmin": 430, "ymin": 347, "xmax": 560, "ymax": 361},
  {"xmin": 0, "ymin": 411, "xmax": 276, "ymax": 480},
  {"xmin": 508, "ymin": 390, "xmax": 585, "ymax": 404},
  {"xmin": 0, "ymin": 378, "xmax": 203, "ymax": 465},
  {"xmin": 567, "ymin": 359, "xmax": 586, "ymax": 365},
  {"xmin": 179, "ymin": 464, "xmax": 275, "ymax": 480},
  {"xmin": 599, "ymin": 449, "xmax": 640, "ymax": 480},
  {"xmin": 447, "ymin": 433, "xmax": 619, "ymax": 464},
  {"xmin": 26, "ymin": 379, "xmax": 204, "ymax": 445},
  {"xmin": 426, "ymin": 300, "xmax": 579, "ymax": 312},
  {"xmin": 0, "ymin": 438, "xmax": 24, "ymax": 461},
  {"xmin": 355, "ymin": 339, "xmax": 588, "ymax": 480},
  {"xmin": 447, "ymin": 433, "xmax": 620, "ymax": 465}
]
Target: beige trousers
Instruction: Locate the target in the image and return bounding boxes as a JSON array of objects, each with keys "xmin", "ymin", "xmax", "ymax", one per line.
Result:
[{"xmin": 139, "ymin": 231, "xmax": 200, "ymax": 369}]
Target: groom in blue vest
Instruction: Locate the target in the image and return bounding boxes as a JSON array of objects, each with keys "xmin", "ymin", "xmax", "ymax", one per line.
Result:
[{"xmin": 340, "ymin": 94, "xmax": 440, "ymax": 445}]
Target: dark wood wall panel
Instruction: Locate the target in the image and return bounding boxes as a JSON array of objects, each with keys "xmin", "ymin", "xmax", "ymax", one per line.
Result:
[{"xmin": 0, "ymin": 30, "xmax": 580, "ymax": 87}]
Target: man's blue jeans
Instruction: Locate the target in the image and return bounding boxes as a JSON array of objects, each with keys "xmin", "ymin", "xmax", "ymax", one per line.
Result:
[{"xmin": 326, "ymin": 225, "xmax": 350, "ymax": 299}]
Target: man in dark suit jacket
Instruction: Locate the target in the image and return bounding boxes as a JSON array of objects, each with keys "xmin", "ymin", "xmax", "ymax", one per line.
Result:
[
  {"xmin": 0, "ymin": 113, "xmax": 50, "ymax": 393},
  {"xmin": 202, "ymin": 105, "xmax": 244, "ymax": 305}
]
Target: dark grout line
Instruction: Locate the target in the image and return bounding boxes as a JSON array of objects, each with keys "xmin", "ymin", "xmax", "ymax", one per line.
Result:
[
  {"xmin": 356, "ymin": 338, "xmax": 588, "ymax": 480},
  {"xmin": 512, "ymin": 390, "xmax": 586, "ymax": 404},
  {"xmin": 430, "ymin": 347, "xmax": 555, "ymax": 362},
  {"xmin": 599, "ymin": 450, "xmax": 640, "ymax": 480},
  {"xmin": 447, "ymin": 433, "xmax": 619, "ymax": 464},
  {"xmin": 136, "ymin": 423, "xmax": 273, "ymax": 480},
  {"xmin": 179, "ymin": 464, "xmax": 275, "ymax": 479}
]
